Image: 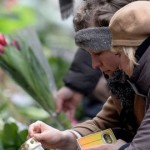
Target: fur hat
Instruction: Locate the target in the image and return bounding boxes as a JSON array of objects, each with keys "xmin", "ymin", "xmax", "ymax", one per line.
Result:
[
  {"xmin": 75, "ymin": 1, "xmax": 150, "ymax": 52},
  {"xmin": 75, "ymin": 27, "xmax": 111, "ymax": 52},
  {"xmin": 110, "ymin": 1, "xmax": 150, "ymax": 47}
]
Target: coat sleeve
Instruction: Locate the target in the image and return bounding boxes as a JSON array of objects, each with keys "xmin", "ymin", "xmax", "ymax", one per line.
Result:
[
  {"xmin": 72, "ymin": 96, "xmax": 122, "ymax": 136},
  {"xmin": 126, "ymin": 91, "xmax": 150, "ymax": 150},
  {"xmin": 63, "ymin": 48, "xmax": 101, "ymax": 96},
  {"xmin": 64, "ymin": 49, "xmax": 102, "ymax": 95}
]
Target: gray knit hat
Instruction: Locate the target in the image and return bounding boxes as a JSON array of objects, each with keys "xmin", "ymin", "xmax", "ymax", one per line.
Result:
[{"xmin": 75, "ymin": 27, "xmax": 112, "ymax": 52}]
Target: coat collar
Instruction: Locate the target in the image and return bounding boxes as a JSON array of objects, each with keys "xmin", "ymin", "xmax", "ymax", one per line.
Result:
[
  {"xmin": 130, "ymin": 36, "xmax": 150, "ymax": 96},
  {"xmin": 135, "ymin": 36, "xmax": 150, "ymax": 61}
]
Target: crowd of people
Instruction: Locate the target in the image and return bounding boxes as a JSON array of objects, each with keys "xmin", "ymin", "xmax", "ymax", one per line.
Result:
[{"xmin": 28, "ymin": 0, "xmax": 150, "ymax": 150}]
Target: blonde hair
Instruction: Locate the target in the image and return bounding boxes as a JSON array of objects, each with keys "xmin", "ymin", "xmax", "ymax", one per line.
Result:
[{"xmin": 112, "ymin": 46, "xmax": 138, "ymax": 75}]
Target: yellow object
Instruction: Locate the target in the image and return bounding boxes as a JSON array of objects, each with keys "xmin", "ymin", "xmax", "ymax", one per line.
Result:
[{"xmin": 77, "ymin": 128, "xmax": 117, "ymax": 150}]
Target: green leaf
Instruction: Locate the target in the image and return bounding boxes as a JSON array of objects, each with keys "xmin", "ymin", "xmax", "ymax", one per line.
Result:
[
  {"xmin": 19, "ymin": 107, "xmax": 49, "ymax": 120},
  {"xmin": 1, "ymin": 122, "xmax": 18, "ymax": 148},
  {"xmin": 18, "ymin": 129, "xmax": 28, "ymax": 143},
  {"xmin": 17, "ymin": 129, "xmax": 28, "ymax": 147}
]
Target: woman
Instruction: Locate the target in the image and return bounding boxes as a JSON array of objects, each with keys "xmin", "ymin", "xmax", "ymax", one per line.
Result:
[{"xmin": 110, "ymin": 2, "xmax": 150, "ymax": 149}]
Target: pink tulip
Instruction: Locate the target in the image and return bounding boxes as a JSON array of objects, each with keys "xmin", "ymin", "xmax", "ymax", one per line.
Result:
[{"xmin": 0, "ymin": 33, "xmax": 7, "ymax": 46}]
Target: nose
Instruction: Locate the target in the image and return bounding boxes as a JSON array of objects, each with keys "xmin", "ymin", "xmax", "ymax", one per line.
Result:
[
  {"xmin": 91, "ymin": 57, "xmax": 100, "ymax": 69},
  {"xmin": 92, "ymin": 58, "xmax": 106, "ymax": 72}
]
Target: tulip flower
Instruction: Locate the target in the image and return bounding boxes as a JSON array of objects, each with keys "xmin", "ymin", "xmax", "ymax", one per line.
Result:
[{"xmin": 0, "ymin": 33, "xmax": 7, "ymax": 46}]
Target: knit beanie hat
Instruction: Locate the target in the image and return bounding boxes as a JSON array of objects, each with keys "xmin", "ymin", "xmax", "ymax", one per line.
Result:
[
  {"xmin": 109, "ymin": 1, "xmax": 150, "ymax": 47},
  {"xmin": 75, "ymin": 1, "xmax": 150, "ymax": 52},
  {"xmin": 75, "ymin": 27, "xmax": 111, "ymax": 52}
]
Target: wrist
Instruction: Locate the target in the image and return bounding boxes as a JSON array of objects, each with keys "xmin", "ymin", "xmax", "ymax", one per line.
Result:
[{"xmin": 61, "ymin": 130, "xmax": 78, "ymax": 150}]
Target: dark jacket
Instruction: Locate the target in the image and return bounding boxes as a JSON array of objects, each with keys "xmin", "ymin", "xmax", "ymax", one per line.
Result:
[
  {"xmin": 126, "ymin": 37, "xmax": 150, "ymax": 149},
  {"xmin": 63, "ymin": 48, "xmax": 101, "ymax": 96}
]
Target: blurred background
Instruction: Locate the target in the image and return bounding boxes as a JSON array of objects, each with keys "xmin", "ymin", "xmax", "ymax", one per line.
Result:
[{"xmin": 0, "ymin": 0, "xmax": 80, "ymax": 149}]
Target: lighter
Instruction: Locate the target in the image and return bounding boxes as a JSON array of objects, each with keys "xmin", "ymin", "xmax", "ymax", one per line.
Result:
[{"xmin": 20, "ymin": 138, "xmax": 44, "ymax": 150}]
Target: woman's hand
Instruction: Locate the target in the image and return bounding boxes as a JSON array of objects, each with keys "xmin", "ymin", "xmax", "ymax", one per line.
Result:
[
  {"xmin": 28, "ymin": 121, "xmax": 77, "ymax": 150},
  {"xmin": 83, "ymin": 139, "xmax": 127, "ymax": 150}
]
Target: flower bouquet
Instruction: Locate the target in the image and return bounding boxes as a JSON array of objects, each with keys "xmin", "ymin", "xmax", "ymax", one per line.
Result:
[{"xmin": 0, "ymin": 27, "xmax": 70, "ymax": 129}]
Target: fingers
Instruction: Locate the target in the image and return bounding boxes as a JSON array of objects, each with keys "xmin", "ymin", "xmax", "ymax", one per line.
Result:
[
  {"xmin": 55, "ymin": 87, "xmax": 74, "ymax": 113},
  {"xmin": 28, "ymin": 121, "xmax": 42, "ymax": 137},
  {"xmin": 33, "ymin": 133, "xmax": 43, "ymax": 141},
  {"xmin": 55, "ymin": 91, "xmax": 68, "ymax": 113},
  {"xmin": 56, "ymin": 97, "xmax": 63, "ymax": 113}
]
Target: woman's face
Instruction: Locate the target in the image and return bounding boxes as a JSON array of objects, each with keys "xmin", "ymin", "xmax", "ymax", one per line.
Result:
[{"xmin": 90, "ymin": 50, "xmax": 120, "ymax": 77}]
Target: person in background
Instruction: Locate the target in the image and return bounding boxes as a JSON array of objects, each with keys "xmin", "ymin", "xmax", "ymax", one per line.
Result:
[{"xmin": 55, "ymin": 0, "xmax": 134, "ymax": 123}]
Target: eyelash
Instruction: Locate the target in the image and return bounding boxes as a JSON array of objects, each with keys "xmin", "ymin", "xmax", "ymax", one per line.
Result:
[
  {"xmin": 93, "ymin": 52, "xmax": 102, "ymax": 56},
  {"xmin": 115, "ymin": 53, "xmax": 121, "ymax": 56}
]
